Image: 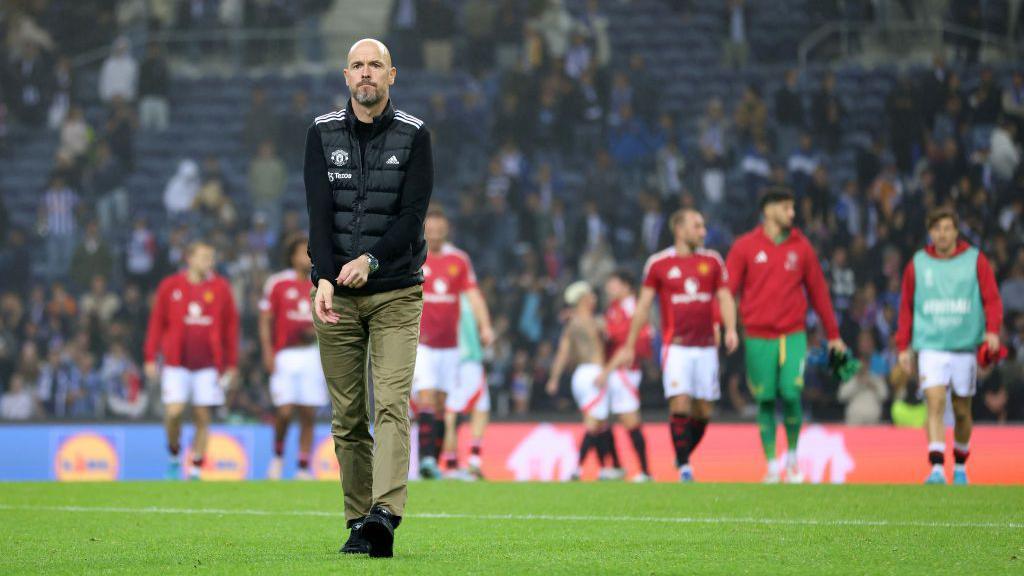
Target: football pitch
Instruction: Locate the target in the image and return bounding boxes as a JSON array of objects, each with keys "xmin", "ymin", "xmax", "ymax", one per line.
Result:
[{"xmin": 1, "ymin": 481, "xmax": 1021, "ymax": 575}]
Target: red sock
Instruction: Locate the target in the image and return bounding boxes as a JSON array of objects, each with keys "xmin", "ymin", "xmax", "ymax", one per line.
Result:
[
  {"xmin": 470, "ymin": 439, "xmax": 482, "ymax": 456},
  {"xmin": 298, "ymin": 452, "xmax": 310, "ymax": 470},
  {"xmin": 274, "ymin": 440, "xmax": 284, "ymax": 458}
]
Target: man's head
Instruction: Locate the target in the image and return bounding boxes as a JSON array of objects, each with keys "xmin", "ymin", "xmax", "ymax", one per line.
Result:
[
  {"xmin": 927, "ymin": 206, "xmax": 959, "ymax": 254},
  {"xmin": 760, "ymin": 187, "xmax": 796, "ymax": 232},
  {"xmin": 670, "ymin": 208, "xmax": 707, "ymax": 251},
  {"xmin": 285, "ymin": 235, "xmax": 311, "ymax": 274},
  {"xmin": 604, "ymin": 271, "xmax": 634, "ymax": 303},
  {"xmin": 185, "ymin": 241, "xmax": 216, "ymax": 277},
  {"xmin": 424, "ymin": 207, "xmax": 449, "ymax": 252},
  {"xmin": 344, "ymin": 39, "xmax": 396, "ymax": 109},
  {"xmin": 564, "ymin": 281, "xmax": 596, "ymax": 313}
]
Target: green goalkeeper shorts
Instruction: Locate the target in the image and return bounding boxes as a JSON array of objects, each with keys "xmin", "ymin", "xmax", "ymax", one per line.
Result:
[{"xmin": 744, "ymin": 331, "xmax": 807, "ymax": 402}]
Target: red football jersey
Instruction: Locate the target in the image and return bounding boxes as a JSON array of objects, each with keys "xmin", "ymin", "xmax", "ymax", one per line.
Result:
[
  {"xmin": 144, "ymin": 271, "xmax": 239, "ymax": 372},
  {"xmin": 605, "ymin": 295, "xmax": 653, "ymax": 369},
  {"xmin": 260, "ymin": 270, "xmax": 315, "ymax": 353},
  {"xmin": 643, "ymin": 247, "xmax": 727, "ymax": 347},
  {"xmin": 420, "ymin": 244, "xmax": 477, "ymax": 348}
]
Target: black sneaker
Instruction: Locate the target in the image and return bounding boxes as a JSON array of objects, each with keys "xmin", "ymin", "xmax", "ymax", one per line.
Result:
[
  {"xmin": 361, "ymin": 505, "xmax": 401, "ymax": 558},
  {"xmin": 339, "ymin": 517, "xmax": 369, "ymax": 554}
]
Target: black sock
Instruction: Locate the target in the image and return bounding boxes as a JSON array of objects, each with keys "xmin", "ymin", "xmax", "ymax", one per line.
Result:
[
  {"xmin": 928, "ymin": 450, "xmax": 944, "ymax": 466},
  {"xmin": 604, "ymin": 428, "xmax": 621, "ymax": 468},
  {"xmin": 418, "ymin": 411, "xmax": 436, "ymax": 460},
  {"xmin": 670, "ymin": 413, "xmax": 691, "ymax": 466},
  {"xmin": 578, "ymin": 432, "xmax": 595, "ymax": 467},
  {"xmin": 192, "ymin": 456, "xmax": 205, "ymax": 469},
  {"xmin": 628, "ymin": 426, "xmax": 650, "ymax": 475},
  {"xmin": 691, "ymin": 418, "xmax": 709, "ymax": 453},
  {"xmin": 594, "ymin": 429, "xmax": 610, "ymax": 465},
  {"xmin": 954, "ymin": 446, "xmax": 970, "ymax": 465},
  {"xmin": 168, "ymin": 443, "xmax": 180, "ymax": 457},
  {"xmin": 433, "ymin": 418, "xmax": 446, "ymax": 460}
]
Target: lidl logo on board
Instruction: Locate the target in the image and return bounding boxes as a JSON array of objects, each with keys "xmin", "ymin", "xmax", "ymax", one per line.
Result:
[
  {"xmin": 54, "ymin": 432, "xmax": 120, "ymax": 481},
  {"xmin": 186, "ymin": 432, "xmax": 249, "ymax": 481},
  {"xmin": 314, "ymin": 435, "xmax": 339, "ymax": 480}
]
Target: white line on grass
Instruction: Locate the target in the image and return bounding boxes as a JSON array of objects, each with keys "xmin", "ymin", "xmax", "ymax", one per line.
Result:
[{"xmin": 0, "ymin": 504, "xmax": 1020, "ymax": 530}]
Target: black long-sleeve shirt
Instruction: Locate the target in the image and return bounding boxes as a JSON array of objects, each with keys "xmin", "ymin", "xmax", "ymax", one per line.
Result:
[{"xmin": 304, "ymin": 118, "xmax": 433, "ymax": 290}]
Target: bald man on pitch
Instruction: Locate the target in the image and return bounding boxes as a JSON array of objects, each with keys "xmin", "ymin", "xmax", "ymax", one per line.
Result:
[{"xmin": 305, "ymin": 38, "xmax": 433, "ymax": 558}]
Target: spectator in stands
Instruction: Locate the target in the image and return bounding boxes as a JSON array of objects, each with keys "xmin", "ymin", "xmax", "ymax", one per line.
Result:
[
  {"xmin": 534, "ymin": 0, "xmax": 575, "ymax": 60},
  {"xmin": 969, "ymin": 67, "xmax": 1002, "ymax": 126},
  {"xmin": 1000, "ymin": 261, "xmax": 1024, "ymax": 315},
  {"xmin": 8, "ymin": 43, "xmax": 51, "ymax": 126},
  {"xmin": 70, "ymin": 222, "xmax": 114, "ymax": 293},
  {"xmin": 105, "ymin": 97, "xmax": 136, "ymax": 172},
  {"xmin": 38, "ymin": 174, "xmax": 79, "ymax": 280},
  {"xmin": 811, "ymin": 71, "xmax": 844, "ymax": 152},
  {"xmin": 722, "ymin": 0, "xmax": 749, "ymax": 70},
  {"xmin": 420, "ymin": 0, "xmax": 456, "ymax": 74},
  {"xmin": 837, "ymin": 331, "xmax": 888, "ymax": 425},
  {"xmin": 464, "ymin": 0, "xmax": 498, "ymax": 74},
  {"xmin": 0, "ymin": 374, "xmax": 38, "ymax": 420},
  {"xmin": 279, "ymin": 90, "xmax": 310, "ymax": 169},
  {"xmin": 47, "ymin": 56, "xmax": 74, "ymax": 130},
  {"xmin": 99, "ymin": 36, "xmax": 138, "ymax": 105},
  {"xmin": 80, "ymin": 273, "xmax": 121, "ymax": 330},
  {"xmin": 194, "ymin": 160, "xmax": 237, "ymax": 233},
  {"xmin": 139, "ymin": 42, "xmax": 170, "ymax": 132},
  {"xmin": 101, "ymin": 340, "xmax": 146, "ymax": 419},
  {"xmin": 580, "ymin": 0, "xmax": 611, "ymax": 69},
  {"xmin": 0, "ymin": 192, "xmax": 8, "ymax": 251},
  {"xmin": 734, "ymin": 83, "xmax": 767, "ymax": 147},
  {"xmin": 84, "ymin": 141, "xmax": 128, "ymax": 234},
  {"xmin": 775, "ymin": 69, "xmax": 806, "ymax": 155},
  {"xmin": 163, "ymin": 159, "xmax": 200, "ymax": 218},
  {"xmin": 1003, "ymin": 71, "xmax": 1024, "ymax": 137},
  {"xmin": 248, "ymin": 139, "xmax": 286, "ymax": 229},
  {"xmin": 494, "ymin": 0, "xmax": 525, "ymax": 69},
  {"xmin": 989, "ymin": 116, "xmax": 1021, "ymax": 187},
  {"xmin": 57, "ymin": 106, "xmax": 92, "ymax": 166},
  {"xmin": 886, "ymin": 76, "xmax": 924, "ymax": 174},
  {"xmin": 698, "ymin": 98, "xmax": 730, "ymax": 206},
  {"xmin": 948, "ymin": 0, "xmax": 982, "ymax": 63},
  {"xmin": 242, "ymin": 88, "xmax": 278, "ymax": 158}
]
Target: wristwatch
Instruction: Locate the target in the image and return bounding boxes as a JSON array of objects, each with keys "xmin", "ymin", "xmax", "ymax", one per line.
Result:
[{"xmin": 363, "ymin": 253, "xmax": 380, "ymax": 275}]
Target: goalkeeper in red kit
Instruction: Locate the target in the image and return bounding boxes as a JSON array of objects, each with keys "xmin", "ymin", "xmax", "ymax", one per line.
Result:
[{"xmin": 725, "ymin": 188, "xmax": 846, "ymax": 483}]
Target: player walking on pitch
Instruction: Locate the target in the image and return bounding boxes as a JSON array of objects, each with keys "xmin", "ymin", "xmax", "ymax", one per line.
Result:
[
  {"xmin": 259, "ymin": 236, "xmax": 327, "ymax": 480},
  {"xmin": 596, "ymin": 271, "xmax": 654, "ymax": 482},
  {"xmin": 725, "ymin": 188, "xmax": 845, "ymax": 483},
  {"xmin": 414, "ymin": 208, "xmax": 493, "ymax": 478},
  {"xmin": 895, "ymin": 206, "xmax": 1003, "ymax": 485},
  {"xmin": 547, "ymin": 282, "xmax": 622, "ymax": 480},
  {"xmin": 611, "ymin": 210, "xmax": 738, "ymax": 482},
  {"xmin": 144, "ymin": 241, "xmax": 239, "ymax": 481},
  {"xmin": 441, "ymin": 293, "xmax": 492, "ymax": 479}
]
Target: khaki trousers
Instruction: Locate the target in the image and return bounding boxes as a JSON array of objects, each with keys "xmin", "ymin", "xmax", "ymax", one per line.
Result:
[{"xmin": 313, "ymin": 284, "xmax": 422, "ymax": 522}]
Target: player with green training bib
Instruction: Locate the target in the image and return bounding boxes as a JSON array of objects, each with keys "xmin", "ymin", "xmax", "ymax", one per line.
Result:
[{"xmin": 725, "ymin": 188, "xmax": 847, "ymax": 483}]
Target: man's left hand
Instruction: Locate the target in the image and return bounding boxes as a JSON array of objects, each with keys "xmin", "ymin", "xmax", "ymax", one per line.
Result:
[
  {"xmin": 337, "ymin": 256, "xmax": 370, "ymax": 289},
  {"xmin": 827, "ymin": 338, "xmax": 847, "ymax": 354},
  {"xmin": 985, "ymin": 332, "xmax": 1000, "ymax": 353}
]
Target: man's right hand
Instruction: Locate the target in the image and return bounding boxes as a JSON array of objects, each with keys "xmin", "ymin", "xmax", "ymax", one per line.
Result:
[
  {"xmin": 144, "ymin": 362, "xmax": 158, "ymax": 382},
  {"xmin": 262, "ymin": 349, "xmax": 275, "ymax": 374},
  {"xmin": 897, "ymin": 350, "xmax": 913, "ymax": 375},
  {"xmin": 545, "ymin": 378, "xmax": 559, "ymax": 396},
  {"xmin": 315, "ymin": 279, "xmax": 340, "ymax": 324}
]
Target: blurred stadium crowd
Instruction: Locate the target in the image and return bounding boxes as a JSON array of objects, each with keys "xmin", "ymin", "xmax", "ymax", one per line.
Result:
[{"xmin": 0, "ymin": 0, "xmax": 1022, "ymax": 424}]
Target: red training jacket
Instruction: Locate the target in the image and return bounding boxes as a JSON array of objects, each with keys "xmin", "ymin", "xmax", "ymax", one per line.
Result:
[
  {"xmin": 144, "ymin": 271, "xmax": 239, "ymax": 372},
  {"xmin": 725, "ymin": 226, "xmax": 840, "ymax": 340},
  {"xmin": 893, "ymin": 240, "xmax": 1002, "ymax": 352}
]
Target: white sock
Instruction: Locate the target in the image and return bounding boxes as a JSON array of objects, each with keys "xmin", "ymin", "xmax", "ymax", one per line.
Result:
[
  {"xmin": 931, "ymin": 463, "xmax": 944, "ymax": 474},
  {"xmin": 786, "ymin": 452, "xmax": 798, "ymax": 468},
  {"xmin": 768, "ymin": 458, "xmax": 779, "ymax": 472},
  {"xmin": 928, "ymin": 441, "xmax": 946, "ymax": 453},
  {"xmin": 954, "ymin": 463, "xmax": 966, "ymax": 471}
]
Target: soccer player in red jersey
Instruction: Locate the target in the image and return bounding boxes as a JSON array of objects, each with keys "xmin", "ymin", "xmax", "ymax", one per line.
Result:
[
  {"xmin": 414, "ymin": 208, "xmax": 493, "ymax": 478},
  {"xmin": 612, "ymin": 209, "xmax": 738, "ymax": 482},
  {"xmin": 259, "ymin": 235, "xmax": 327, "ymax": 480},
  {"xmin": 144, "ymin": 241, "xmax": 239, "ymax": 480},
  {"xmin": 597, "ymin": 271, "xmax": 654, "ymax": 482}
]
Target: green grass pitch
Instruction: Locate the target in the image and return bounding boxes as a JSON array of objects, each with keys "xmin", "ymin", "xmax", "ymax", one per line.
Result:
[{"xmin": 1, "ymin": 481, "xmax": 1022, "ymax": 575}]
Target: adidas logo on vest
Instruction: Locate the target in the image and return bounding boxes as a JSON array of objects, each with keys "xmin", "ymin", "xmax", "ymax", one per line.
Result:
[{"xmin": 386, "ymin": 155, "xmax": 400, "ymax": 165}]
